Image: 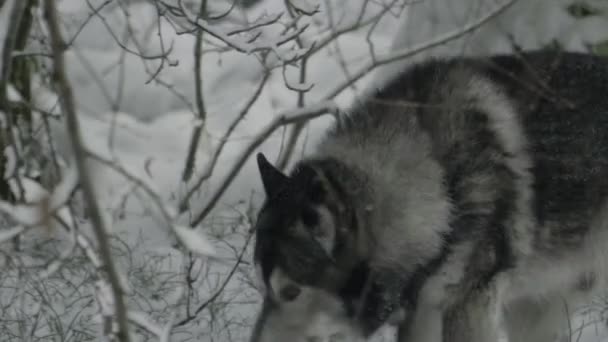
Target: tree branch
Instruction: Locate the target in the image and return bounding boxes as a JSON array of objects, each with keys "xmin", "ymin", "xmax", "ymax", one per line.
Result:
[
  {"xmin": 190, "ymin": 100, "xmax": 339, "ymax": 227},
  {"xmin": 42, "ymin": 1, "xmax": 131, "ymax": 341},
  {"xmin": 175, "ymin": 227, "xmax": 254, "ymax": 327},
  {"xmin": 275, "ymin": 0, "xmax": 311, "ymax": 171},
  {"xmin": 182, "ymin": 0, "xmax": 208, "ymax": 182},
  {"xmin": 324, "ymin": 0, "xmax": 518, "ymax": 99},
  {"xmin": 0, "ymin": 0, "xmax": 26, "ymax": 106},
  {"xmin": 179, "ymin": 70, "xmax": 270, "ymax": 212}
]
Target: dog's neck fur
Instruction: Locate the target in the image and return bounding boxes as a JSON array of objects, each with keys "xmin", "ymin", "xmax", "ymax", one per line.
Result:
[
  {"xmin": 292, "ymin": 157, "xmax": 371, "ymax": 274},
  {"xmin": 313, "ymin": 111, "xmax": 453, "ymax": 274}
]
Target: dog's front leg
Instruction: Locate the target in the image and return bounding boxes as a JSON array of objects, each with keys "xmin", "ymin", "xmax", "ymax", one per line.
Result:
[
  {"xmin": 441, "ymin": 286, "xmax": 502, "ymax": 342},
  {"xmin": 397, "ymin": 303, "xmax": 443, "ymax": 342}
]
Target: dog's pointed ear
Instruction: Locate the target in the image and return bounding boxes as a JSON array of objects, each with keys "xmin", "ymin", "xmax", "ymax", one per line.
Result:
[{"xmin": 257, "ymin": 153, "xmax": 288, "ymax": 196}]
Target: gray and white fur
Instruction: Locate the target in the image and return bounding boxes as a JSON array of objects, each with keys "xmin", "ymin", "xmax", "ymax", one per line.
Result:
[{"xmin": 249, "ymin": 49, "xmax": 608, "ymax": 342}]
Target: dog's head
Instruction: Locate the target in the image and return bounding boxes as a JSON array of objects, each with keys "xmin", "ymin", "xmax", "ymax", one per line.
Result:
[
  {"xmin": 249, "ymin": 153, "xmax": 371, "ymax": 342},
  {"xmin": 249, "ymin": 153, "xmax": 417, "ymax": 342},
  {"xmin": 252, "ymin": 153, "xmax": 365, "ymax": 304}
]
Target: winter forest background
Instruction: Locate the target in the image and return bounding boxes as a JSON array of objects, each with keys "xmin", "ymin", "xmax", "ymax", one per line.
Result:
[{"xmin": 2, "ymin": 0, "xmax": 608, "ymax": 341}]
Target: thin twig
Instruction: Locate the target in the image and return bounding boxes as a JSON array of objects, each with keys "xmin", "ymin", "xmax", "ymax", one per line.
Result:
[
  {"xmin": 85, "ymin": 0, "xmax": 172, "ymax": 61},
  {"xmin": 324, "ymin": 0, "xmax": 518, "ymax": 99},
  {"xmin": 42, "ymin": 1, "xmax": 131, "ymax": 341},
  {"xmin": 275, "ymin": 0, "xmax": 313, "ymax": 170},
  {"xmin": 85, "ymin": 149, "xmax": 174, "ymax": 225},
  {"xmin": 65, "ymin": 0, "xmax": 113, "ymax": 48},
  {"xmin": 179, "ymin": 71, "xmax": 270, "ymax": 211},
  {"xmin": 304, "ymin": 0, "xmax": 401, "ymax": 60},
  {"xmin": 182, "ymin": 0, "xmax": 208, "ymax": 182},
  {"xmin": 171, "ymin": 0, "xmax": 310, "ymax": 58},
  {"xmin": 190, "ymin": 100, "xmax": 339, "ymax": 227},
  {"xmin": 274, "ymin": 0, "xmax": 404, "ymax": 170},
  {"xmin": 175, "ymin": 221, "xmax": 255, "ymax": 327}
]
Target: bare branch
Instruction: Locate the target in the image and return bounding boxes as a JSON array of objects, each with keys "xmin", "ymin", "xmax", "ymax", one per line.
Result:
[
  {"xmin": 85, "ymin": 150, "xmax": 174, "ymax": 225},
  {"xmin": 176, "ymin": 213, "xmax": 255, "ymax": 327},
  {"xmin": 85, "ymin": 149, "xmax": 230, "ymax": 268},
  {"xmin": 304, "ymin": 0, "xmax": 402, "ymax": 59},
  {"xmin": 42, "ymin": 1, "xmax": 131, "ymax": 341},
  {"xmin": 0, "ymin": 225, "xmax": 24, "ymax": 244},
  {"xmin": 85, "ymin": 0, "xmax": 173, "ymax": 61},
  {"xmin": 0, "ymin": 0, "xmax": 27, "ymax": 106},
  {"xmin": 273, "ymin": 0, "xmax": 407, "ymax": 170},
  {"xmin": 275, "ymin": 0, "xmax": 312, "ymax": 170},
  {"xmin": 226, "ymin": 12, "xmax": 284, "ymax": 36},
  {"xmin": 179, "ymin": 71, "xmax": 270, "ymax": 211},
  {"xmin": 161, "ymin": 0, "xmax": 312, "ymax": 62},
  {"xmin": 207, "ymin": 0, "xmax": 237, "ymax": 20},
  {"xmin": 66, "ymin": 0, "xmax": 113, "ymax": 48},
  {"xmin": 182, "ymin": 0, "xmax": 208, "ymax": 182},
  {"xmin": 127, "ymin": 311, "xmax": 168, "ymax": 338},
  {"xmin": 190, "ymin": 100, "xmax": 339, "ymax": 227},
  {"xmin": 324, "ymin": 0, "xmax": 518, "ymax": 99}
]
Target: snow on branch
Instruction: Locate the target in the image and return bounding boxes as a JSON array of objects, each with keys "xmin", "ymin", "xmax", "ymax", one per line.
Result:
[
  {"xmin": 179, "ymin": 71, "xmax": 271, "ymax": 211},
  {"xmin": 173, "ymin": 225, "xmax": 216, "ymax": 257},
  {"xmin": 159, "ymin": 0, "xmax": 316, "ymax": 62},
  {"xmin": 0, "ymin": 165, "xmax": 77, "ymax": 227},
  {"xmin": 0, "ymin": 225, "xmax": 24, "ymax": 244},
  {"xmin": 85, "ymin": 150, "xmax": 176, "ymax": 224}
]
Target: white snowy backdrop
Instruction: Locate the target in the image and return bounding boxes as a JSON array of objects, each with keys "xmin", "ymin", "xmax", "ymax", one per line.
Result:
[{"xmin": 1, "ymin": 0, "xmax": 608, "ymax": 341}]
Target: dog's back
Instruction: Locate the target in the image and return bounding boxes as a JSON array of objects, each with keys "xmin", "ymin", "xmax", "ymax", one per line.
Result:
[{"xmin": 249, "ymin": 50, "xmax": 608, "ymax": 342}]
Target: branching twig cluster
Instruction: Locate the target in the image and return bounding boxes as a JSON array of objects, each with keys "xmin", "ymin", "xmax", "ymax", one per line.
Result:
[{"xmin": 160, "ymin": 0, "xmax": 318, "ymax": 64}]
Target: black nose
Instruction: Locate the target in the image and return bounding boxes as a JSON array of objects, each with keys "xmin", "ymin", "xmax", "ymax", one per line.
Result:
[{"xmin": 280, "ymin": 284, "xmax": 302, "ymax": 301}]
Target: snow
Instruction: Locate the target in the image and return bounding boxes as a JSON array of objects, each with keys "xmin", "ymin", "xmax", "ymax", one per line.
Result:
[
  {"xmin": 1, "ymin": 0, "xmax": 608, "ymax": 341},
  {"xmin": 0, "ymin": 164, "xmax": 78, "ymax": 228},
  {"xmin": 173, "ymin": 225, "xmax": 217, "ymax": 257},
  {"xmin": 7, "ymin": 84, "xmax": 22, "ymax": 101},
  {"xmin": 0, "ymin": 225, "xmax": 24, "ymax": 244}
]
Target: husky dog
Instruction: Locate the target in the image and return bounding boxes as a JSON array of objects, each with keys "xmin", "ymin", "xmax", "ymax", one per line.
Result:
[{"xmin": 249, "ymin": 49, "xmax": 608, "ymax": 342}]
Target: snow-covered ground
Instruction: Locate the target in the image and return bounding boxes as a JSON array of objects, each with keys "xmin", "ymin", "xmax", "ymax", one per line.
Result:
[{"xmin": 2, "ymin": 0, "xmax": 608, "ymax": 340}]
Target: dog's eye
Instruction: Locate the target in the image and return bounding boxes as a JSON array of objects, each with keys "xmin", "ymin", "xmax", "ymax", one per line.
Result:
[
  {"xmin": 279, "ymin": 284, "xmax": 302, "ymax": 302},
  {"xmin": 301, "ymin": 207, "xmax": 319, "ymax": 227},
  {"xmin": 308, "ymin": 180, "xmax": 326, "ymax": 203}
]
